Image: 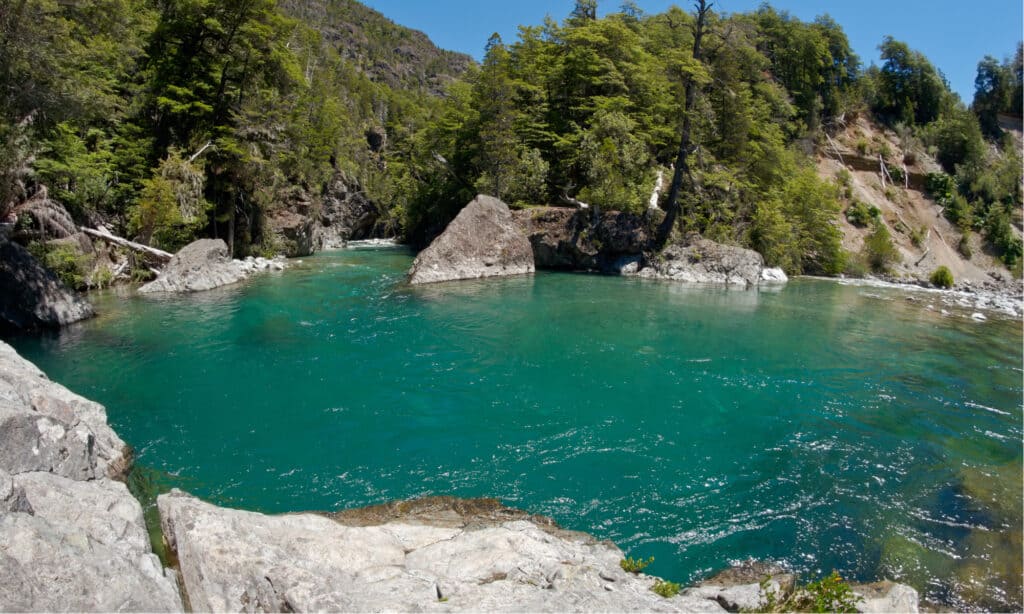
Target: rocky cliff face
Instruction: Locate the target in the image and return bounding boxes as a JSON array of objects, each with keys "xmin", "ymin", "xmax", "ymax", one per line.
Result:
[
  {"xmin": 409, "ymin": 195, "xmax": 535, "ymax": 284},
  {"xmin": 317, "ymin": 171, "xmax": 383, "ymax": 249},
  {"xmin": 511, "ymin": 207, "xmax": 650, "ymax": 273},
  {"xmin": 0, "ymin": 239, "xmax": 94, "ymax": 332}
]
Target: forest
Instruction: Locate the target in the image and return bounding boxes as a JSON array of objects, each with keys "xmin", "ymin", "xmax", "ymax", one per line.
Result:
[{"xmin": 1, "ymin": 0, "xmax": 1021, "ymax": 284}]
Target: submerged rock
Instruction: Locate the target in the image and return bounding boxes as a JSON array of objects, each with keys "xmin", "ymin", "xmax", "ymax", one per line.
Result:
[
  {"xmin": 409, "ymin": 195, "xmax": 534, "ymax": 284},
  {"xmin": 0, "ymin": 239, "xmax": 94, "ymax": 332},
  {"xmin": 139, "ymin": 239, "xmax": 282, "ymax": 294},
  {"xmin": 634, "ymin": 236, "xmax": 766, "ymax": 287},
  {"xmin": 159, "ymin": 489, "xmax": 724, "ymax": 612}
]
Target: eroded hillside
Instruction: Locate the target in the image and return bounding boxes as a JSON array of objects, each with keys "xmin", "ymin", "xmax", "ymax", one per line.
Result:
[{"xmin": 819, "ymin": 116, "xmax": 1019, "ymax": 286}]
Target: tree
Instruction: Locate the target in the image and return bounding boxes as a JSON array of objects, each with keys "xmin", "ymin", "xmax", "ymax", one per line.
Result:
[
  {"xmin": 656, "ymin": 0, "xmax": 712, "ymax": 248},
  {"xmin": 875, "ymin": 36, "xmax": 948, "ymax": 126}
]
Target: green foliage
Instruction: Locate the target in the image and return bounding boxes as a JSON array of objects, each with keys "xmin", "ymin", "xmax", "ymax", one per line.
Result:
[
  {"xmin": 958, "ymin": 231, "xmax": 974, "ymax": 259},
  {"xmin": 651, "ymin": 579, "xmax": 681, "ymax": 598},
  {"xmin": 985, "ymin": 207, "xmax": 1023, "ymax": 268},
  {"xmin": 620, "ymin": 556, "xmax": 654, "ymax": 573},
  {"xmin": 754, "ymin": 572, "xmax": 862, "ymax": 613},
  {"xmin": 28, "ymin": 242, "xmax": 89, "ymax": 290},
  {"xmin": 845, "ymin": 201, "xmax": 880, "ymax": 227},
  {"xmin": 930, "ymin": 266, "xmax": 954, "ymax": 288},
  {"xmin": 972, "ymin": 47, "xmax": 1022, "ymax": 138},
  {"xmin": 863, "ymin": 221, "xmax": 899, "ymax": 272},
  {"xmin": 797, "ymin": 572, "xmax": 861, "ymax": 613}
]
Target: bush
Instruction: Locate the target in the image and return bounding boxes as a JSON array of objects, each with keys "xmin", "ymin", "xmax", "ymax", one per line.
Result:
[
  {"xmin": 958, "ymin": 231, "xmax": 973, "ymax": 259},
  {"xmin": 845, "ymin": 201, "xmax": 880, "ymax": 227},
  {"xmin": 620, "ymin": 557, "xmax": 654, "ymax": 573},
  {"xmin": 924, "ymin": 172, "xmax": 956, "ymax": 204},
  {"xmin": 28, "ymin": 241, "xmax": 88, "ymax": 290},
  {"xmin": 930, "ymin": 266, "xmax": 954, "ymax": 288},
  {"xmin": 863, "ymin": 221, "xmax": 899, "ymax": 272},
  {"xmin": 985, "ymin": 207, "xmax": 1023, "ymax": 268},
  {"xmin": 651, "ymin": 579, "xmax": 681, "ymax": 598},
  {"xmin": 764, "ymin": 572, "xmax": 861, "ymax": 613}
]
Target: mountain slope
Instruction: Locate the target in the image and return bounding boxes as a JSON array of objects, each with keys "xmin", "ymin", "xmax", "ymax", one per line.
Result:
[{"xmin": 278, "ymin": 0, "xmax": 473, "ymax": 96}]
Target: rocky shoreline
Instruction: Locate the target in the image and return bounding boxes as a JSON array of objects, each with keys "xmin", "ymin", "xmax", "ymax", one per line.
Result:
[{"xmin": 0, "ymin": 340, "xmax": 921, "ymax": 612}]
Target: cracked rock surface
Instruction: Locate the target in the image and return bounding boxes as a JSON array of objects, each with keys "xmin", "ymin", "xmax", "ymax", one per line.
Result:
[
  {"xmin": 159, "ymin": 490, "xmax": 726, "ymax": 613},
  {"xmin": 0, "ymin": 340, "xmax": 182, "ymax": 612}
]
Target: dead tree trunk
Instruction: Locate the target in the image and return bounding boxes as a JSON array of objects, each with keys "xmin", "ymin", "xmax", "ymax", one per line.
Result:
[
  {"xmin": 655, "ymin": 0, "xmax": 712, "ymax": 249},
  {"xmin": 80, "ymin": 227, "xmax": 173, "ymax": 264}
]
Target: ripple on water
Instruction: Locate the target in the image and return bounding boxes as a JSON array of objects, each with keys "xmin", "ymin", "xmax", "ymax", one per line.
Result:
[{"xmin": 7, "ymin": 250, "xmax": 1022, "ymax": 611}]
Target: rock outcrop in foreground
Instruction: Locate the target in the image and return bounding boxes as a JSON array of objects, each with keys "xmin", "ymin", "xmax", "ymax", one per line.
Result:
[
  {"xmin": 159, "ymin": 491, "xmax": 723, "ymax": 613},
  {"xmin": 139, "ymin": 239, "xmax": 284, "ymax": 294},
  {"xmin": 0, "ymin": 341, "xmax": 182, "ymax": 612},
  {"xmin": 0, "ymin": 239, "xmax": 94, "ymax": 331},
  {"xmin": 408, "ymin": 195, "xmax": 534, "ymax": 284}
]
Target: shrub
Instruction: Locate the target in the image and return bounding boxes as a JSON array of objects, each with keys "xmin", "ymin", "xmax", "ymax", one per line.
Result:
[
  {"xmin": 620, "ymin": 556, "xmax": 654, "ymax": 573},
  {"xmin": 855, "ymin": 138, "xmax": 870, "ymax": 155},
  {"xmin": 28, "ymin": 241, "xmax": 88, "ymax": 290},
  {"xmin": 845, "ymin": 201, "xmax": 880, "ymax": 227},
  {"xmin": 958, "ymin": 231, "xmax": 973, "ymax": 259},
  {"xmin": 797, "ymin": 572, "xmax": 861, "ymax": 613},
  {"xmin": 863, "ymin": 221, "xmax": 899, "ymax": 272},
  {"xmin": 930, "ymin": 266, "xmax": 954, "ymax": 288},
  {"xmin": 924, "ymin": 172, "xmax": 956, "ymax": 204},
  {"xmin": 652, "ymin": 579, "xmax": 681, "ymax": 598}
]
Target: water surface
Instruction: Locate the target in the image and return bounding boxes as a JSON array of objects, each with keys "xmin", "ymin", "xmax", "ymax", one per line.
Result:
[{"xmin": 10, "ymin": 247, "xmax": 1022, "ymax": 611}]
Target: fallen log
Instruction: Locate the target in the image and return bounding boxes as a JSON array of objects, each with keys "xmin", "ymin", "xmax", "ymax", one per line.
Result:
[{"xmin": 80, "ymin": 227, "xmax": 173, "ymax": 264}]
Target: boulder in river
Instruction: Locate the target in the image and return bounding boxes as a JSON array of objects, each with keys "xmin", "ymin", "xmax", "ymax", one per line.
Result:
[
  {"xmin": 408, "ymin": 195, "xmax": 534, "ymax": 284},
  {"xmin": 139, "ymin": 239, "xmax": 250, "ymax": 293},
  {"xmin": 634, "ymin": 235, "xmax": 766, "ymax": 287},
  {"xmin": 0, "ymin": 239, "xmax": 94, "ymax": 332}
]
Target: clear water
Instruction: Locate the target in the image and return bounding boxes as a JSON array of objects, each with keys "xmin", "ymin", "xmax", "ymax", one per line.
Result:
[{"xmin": 9, "ymin": 247, "xmax": 1022, "ymax": 611}]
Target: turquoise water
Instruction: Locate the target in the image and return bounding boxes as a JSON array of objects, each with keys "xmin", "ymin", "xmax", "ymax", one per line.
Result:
[{"xmin": 9, "ymin": 247, "xmax": 1023, "ymax": 611}]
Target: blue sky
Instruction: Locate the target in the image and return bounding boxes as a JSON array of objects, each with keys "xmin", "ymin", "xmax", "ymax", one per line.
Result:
[{"xmin": 361, "ymin": 0, "xmax": 1023, "ymax": 104}]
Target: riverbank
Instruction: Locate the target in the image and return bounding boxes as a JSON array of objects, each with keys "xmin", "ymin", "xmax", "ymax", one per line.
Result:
[{"xmin": 0, "ymin": 338, "xmax": 926, "ymax": 612}]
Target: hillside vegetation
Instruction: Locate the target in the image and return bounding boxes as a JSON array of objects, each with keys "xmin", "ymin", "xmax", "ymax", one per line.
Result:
[{"xmin": 0, "ymin": 0, "xmax": 1020, "ymax": 285}]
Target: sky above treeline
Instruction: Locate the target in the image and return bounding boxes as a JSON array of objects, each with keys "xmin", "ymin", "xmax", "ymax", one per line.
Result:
[{"xmin": 361, "ymin": 0, "xmax": 1023, "ymax": 104}]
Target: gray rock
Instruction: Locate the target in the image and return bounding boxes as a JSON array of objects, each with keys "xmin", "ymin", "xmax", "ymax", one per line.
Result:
[
  {"xmin": 761, "ymin": 267, "xmax": 789, "ymax": 283},
  {"xmin": 0, "ymin": 469, "xmax": 32, "ymax": 514},
  {"xmin": 159, "ymin": 489, "xmax": 724, "ymax": 613},
  {"xmin": 0, "ymin": 343, "xmax": 182, "ymax": 612},
  {"xmin": 0, "ymin": 473, "xmax": 182, "ymax": 612},
  {"xmin": 636, "ymin": 237, "xmax": 765, "ymax": 287},
  {"xmin": 409, "ymin": 195, "xmax": 535, "ymax": 284},
  {"xmin": 139, "ymin": 239, "xmax": 250, "ymax": 293},
  {"xmin": 268, "ymin": 209, "xmax": 320, "ymax": 257},
  {"xmin": 0, "ymin": 239, "xmax": 94, "ymax": 332},
  {"xmin": 510, "ymin": 206, "xmax": 651, "ymax": 272},
  {"xmin": 318, "ymin": 172, "xmax": 382, "ymax": 249},
  {"xmin": 852, "ymin": 581, "xmax": 919, "ymax": 613},
  {"xmin": 0, "ymin": 342, "xmax": 129, "ymax": 480},
  {"xmin": 688, "ymin": 561, "xmax": 795, "ymax": 611}
]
